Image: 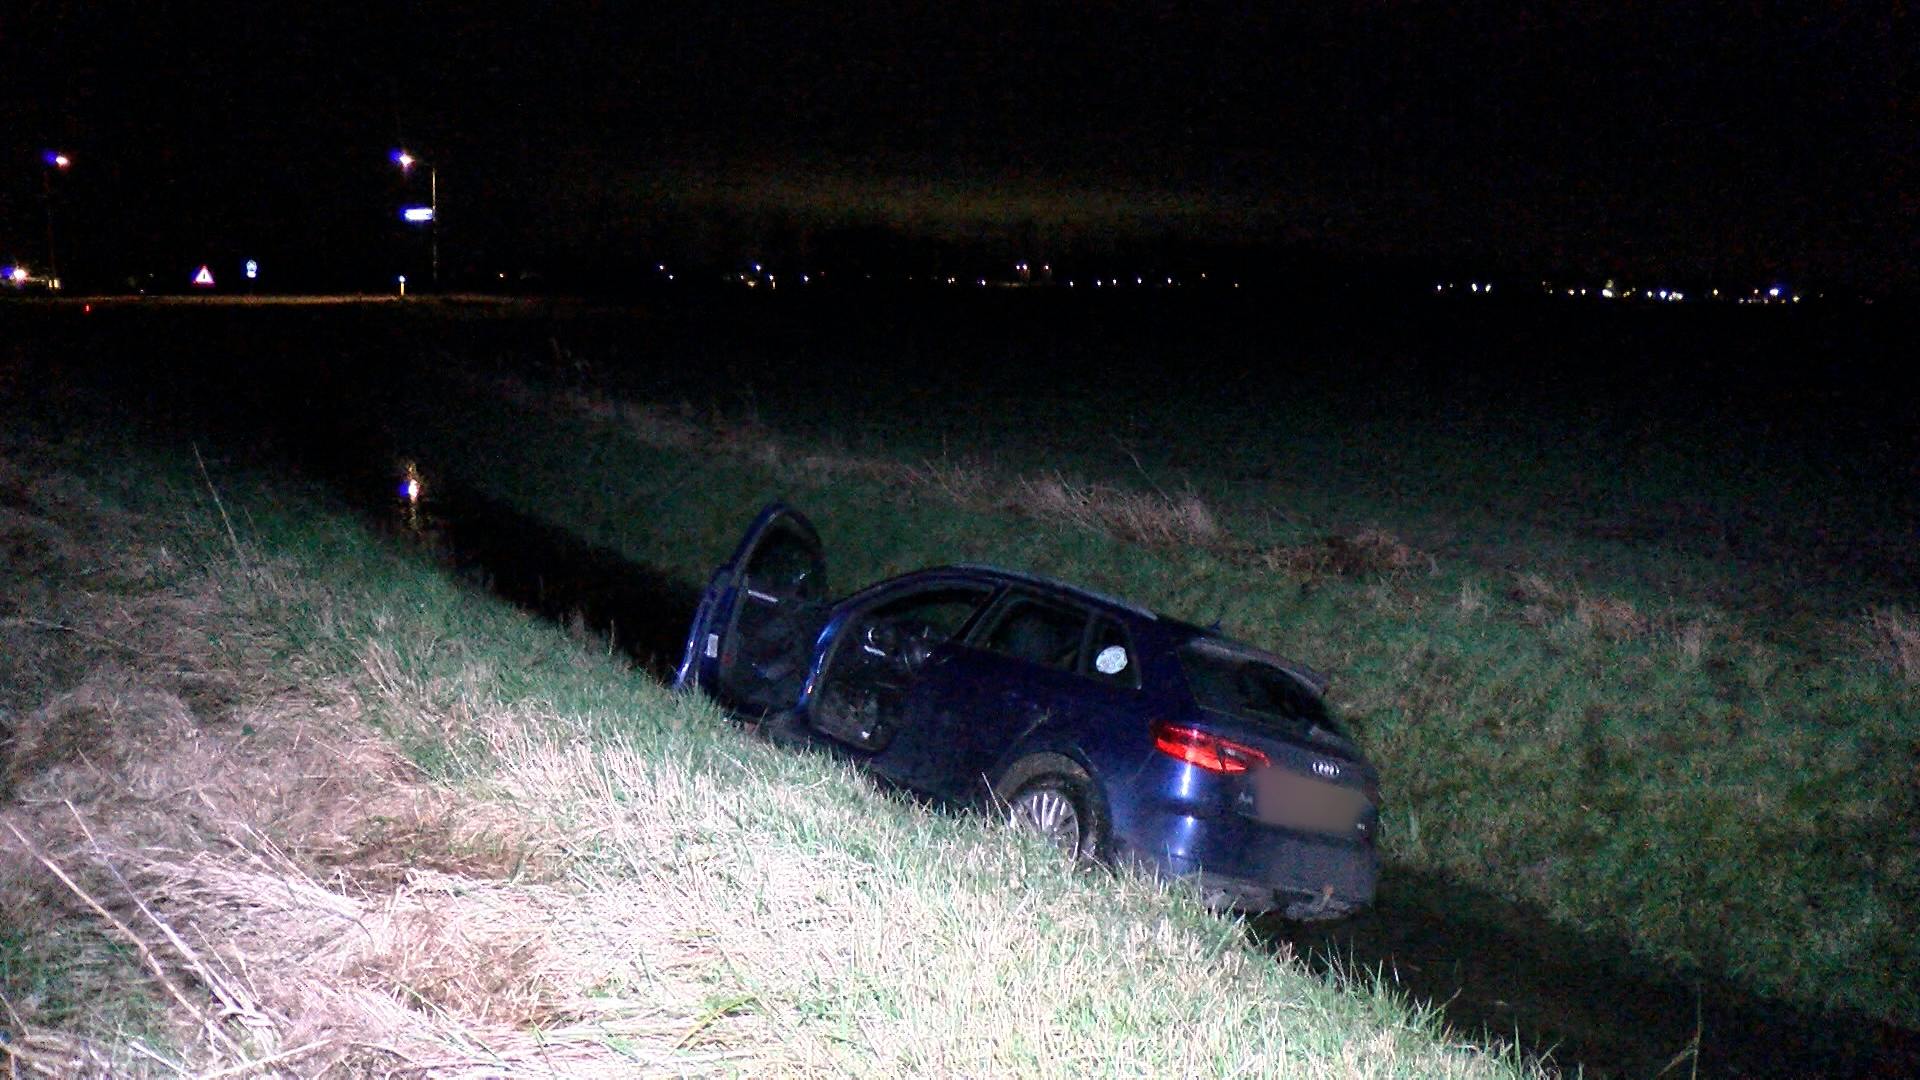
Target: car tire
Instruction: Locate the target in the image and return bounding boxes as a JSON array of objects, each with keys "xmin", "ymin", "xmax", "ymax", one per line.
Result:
[{"xmin": 996, "ymin": 755, "xmax": 1108, "ymax": 863}]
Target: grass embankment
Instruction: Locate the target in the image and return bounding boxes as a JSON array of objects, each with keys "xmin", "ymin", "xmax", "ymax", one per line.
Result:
[
  {"xmin": 0, "ymin": 410, "xmax": 1529, "ymax": 1070},
  {"xmin": 383, "ymin": 360, "xmax": 1918, "ymax": 1032}
]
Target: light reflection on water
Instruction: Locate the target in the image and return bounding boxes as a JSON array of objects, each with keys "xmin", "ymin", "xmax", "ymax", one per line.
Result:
[
  {"xmin": 396, "ymin": 461, "xmax": 429, "ymax": 535},
  {"xmin": 399, "ymin": 461, "xmax": 424, "ymax": 504}
]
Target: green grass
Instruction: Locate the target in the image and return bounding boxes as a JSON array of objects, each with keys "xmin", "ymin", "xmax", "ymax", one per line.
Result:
[
  {"xmin": 1, "ymin": 351, "xmax": 1535, "ymax": 1074},
  {"xmin": 369, "ymin": 355, "xmax": 1919, "ymax": 1030}
]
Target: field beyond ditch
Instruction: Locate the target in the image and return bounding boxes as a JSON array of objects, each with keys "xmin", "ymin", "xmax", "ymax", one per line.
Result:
[{"xmin": 5, "ymin": 293, "xmax": 1918, "ymax": 1076}]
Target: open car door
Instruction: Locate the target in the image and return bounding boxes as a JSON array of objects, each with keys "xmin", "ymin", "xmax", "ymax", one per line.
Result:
[{"xmin": 674, "ymin": 503, "xmax": 829, "ymax": 714}]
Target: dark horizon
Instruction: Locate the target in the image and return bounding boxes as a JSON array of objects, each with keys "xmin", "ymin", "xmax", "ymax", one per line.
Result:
[{"xmin": 3, "ymin": 4, "xmax": 1912, "ymax": 293}]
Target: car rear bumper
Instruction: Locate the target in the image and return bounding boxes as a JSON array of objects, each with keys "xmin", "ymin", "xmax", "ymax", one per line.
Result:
[{"xmin": 1116, "ymin": 811, "xmax": 1379, "ymax": 919}]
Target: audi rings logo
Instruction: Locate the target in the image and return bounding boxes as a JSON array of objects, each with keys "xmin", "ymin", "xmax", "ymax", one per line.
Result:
[{"xmin": 1311, "ymin": 759, "xmax": 1341, "ymax": 780}]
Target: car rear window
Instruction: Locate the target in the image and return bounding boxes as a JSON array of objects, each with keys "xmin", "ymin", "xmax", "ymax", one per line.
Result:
[{"xmin": 1177, "ymin": 638, "xmax": 1347, "ymax": 742}]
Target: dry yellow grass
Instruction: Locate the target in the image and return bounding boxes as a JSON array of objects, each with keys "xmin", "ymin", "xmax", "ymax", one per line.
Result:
[
  {"xmin": 1503, "ymin": 571, "xmax": 1651, "ymax": 642},
  {"xmin": 1863, "ymin": 605, "xmax": 1920, "ymax": 683},
  {"xmin": 493, "ymin": 372, "xmax": 1440, "ymax": 577}
]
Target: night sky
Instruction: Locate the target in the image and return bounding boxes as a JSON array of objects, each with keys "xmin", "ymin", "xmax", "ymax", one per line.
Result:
[{"xmin": 4, "ymin": 3, "xmax": 1912, "ymax": 289}]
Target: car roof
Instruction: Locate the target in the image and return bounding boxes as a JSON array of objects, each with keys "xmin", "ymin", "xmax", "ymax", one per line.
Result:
[
  {"xmin": 912, "ymin": 564, "xmax": 1329, "ymax": 693},
  {"xmin": 949, "ymin": 563, "xmax": 1160, "ymax": 621}
]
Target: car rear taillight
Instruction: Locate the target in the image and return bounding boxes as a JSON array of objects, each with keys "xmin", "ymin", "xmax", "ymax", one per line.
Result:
[{"xmin": 1151, "ymin": 720, "xmax": 1271, "ymax": 774}]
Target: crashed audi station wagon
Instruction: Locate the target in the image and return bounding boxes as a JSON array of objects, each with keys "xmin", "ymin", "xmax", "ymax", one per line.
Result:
[{"xmin": 675, "ymin": 504, "xmax": 1381, "ymax": 920}]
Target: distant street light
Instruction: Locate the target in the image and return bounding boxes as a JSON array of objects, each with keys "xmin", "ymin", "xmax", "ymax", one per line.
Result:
[
  {"xmin": 41, "ymin": 150, "xmax": 71, "ymax": 286},
  {"xmin": 392, "ymin": 148, "xmax": 438, "ymax": 287}
]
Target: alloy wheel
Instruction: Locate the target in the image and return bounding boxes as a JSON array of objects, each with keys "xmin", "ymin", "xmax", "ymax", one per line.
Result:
[{"xmin": 1012, "ymin": 785, "xmax": 1084, "ymax": 856}]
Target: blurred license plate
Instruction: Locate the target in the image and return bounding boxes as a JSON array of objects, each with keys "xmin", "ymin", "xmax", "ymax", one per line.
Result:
[{"xmin": 1252, "ymin": 768, "xmax": 1366, "ymax": 834}]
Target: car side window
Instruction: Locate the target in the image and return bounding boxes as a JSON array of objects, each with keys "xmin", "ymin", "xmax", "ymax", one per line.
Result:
[
  {"xmin": 866, "ymin": 585, "xmax": 993, "ymax": 643},
  {"xmin": 976, "ymin": 596, "xmax": 1089, "ymax": 672},
  {"xmin": 1083, "ymin": 618, "xmax": 1140, "ymax": 689},
  {"xmin": 744, "ymin": 523, "xmax": 824, "ymax": 599}
]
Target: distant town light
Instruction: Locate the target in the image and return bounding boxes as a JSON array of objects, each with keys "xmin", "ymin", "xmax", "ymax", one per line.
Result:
[
  {"xmin": 401, "ymin": 206, "xmax": 435, "ymax": 223},
  {"xmin": 44, "ymin": 150, "xmax": 71, "ymax": 168},
  {"xmin": 1768, "ymin": 286, "xmax": 1781, "ymax": 298},
  {"xmin": 6, "ymin": 266, "xmax": 26, "ymax": 283},
  {"xmin": 392, "ymin": 149, "xmax": 416, "ymax": 170},
  {"xmin": 1600, "ymin": 288, "xmax": 1615, "ymax": 298}
]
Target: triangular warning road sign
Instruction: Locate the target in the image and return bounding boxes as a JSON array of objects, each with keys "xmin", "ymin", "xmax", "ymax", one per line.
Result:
[{"xmin": 193, "ymin": 265, "xmax": 215, "ymax": 287}]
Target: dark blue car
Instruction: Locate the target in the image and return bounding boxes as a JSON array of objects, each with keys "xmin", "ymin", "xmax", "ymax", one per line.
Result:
[{"xmin": 676, "ymin": 504, "xmax": 1381, "ymax": 920}]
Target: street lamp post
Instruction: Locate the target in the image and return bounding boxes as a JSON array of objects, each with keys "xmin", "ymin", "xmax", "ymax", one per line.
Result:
[
  {"xmin": 42, "ymin": 151, "xmax": 70, "ymax": 285},
  {"xmin": 393, "ymin": 149, "xmax": 439, "ymax": 287}
]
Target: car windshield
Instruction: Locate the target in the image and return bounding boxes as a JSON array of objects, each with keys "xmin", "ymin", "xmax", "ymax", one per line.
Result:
[{"xmin": 1178, "ymin": 638, "xmax": 1349, "ymax": 744}]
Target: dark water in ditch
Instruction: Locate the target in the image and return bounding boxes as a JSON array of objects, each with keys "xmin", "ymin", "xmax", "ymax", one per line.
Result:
[
  {"xmin": 11, "ymin": 296, "xmax": 1918, "ymax": 1079},
  {"xmin": 349, "ymin": 462, "xmax": 701, "ymax": 679}
]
